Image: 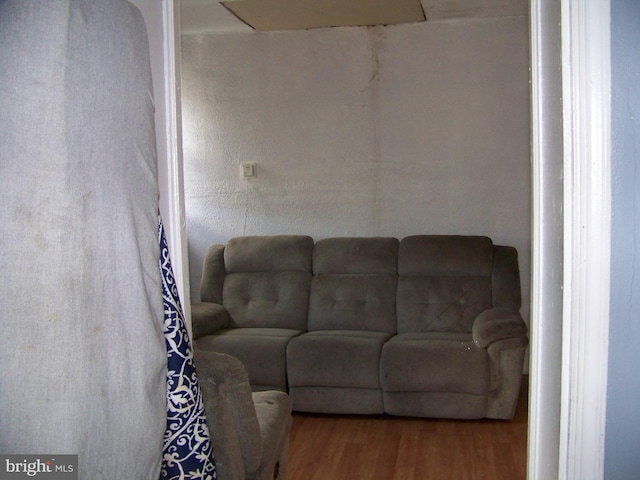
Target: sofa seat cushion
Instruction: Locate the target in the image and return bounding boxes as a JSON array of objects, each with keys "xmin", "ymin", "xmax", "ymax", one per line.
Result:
[
  {"xmin": 196, "ymin": 328, "xmax": 303, "ymax": 391},
  {"xmin": 380, "ymin": 333, "xmax": 490, "ymax": 395},
  {"xmin": 287, "ymin": 330, "xmax": 393, "ymax": 389},
  {"xmin": 380, "ymin": 333, "xmax": 490, "ymax": 418}
]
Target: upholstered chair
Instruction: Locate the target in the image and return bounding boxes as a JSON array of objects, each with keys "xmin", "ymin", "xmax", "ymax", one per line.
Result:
[{"xmin": 194, "ymin": 350, "xmax": 292, "ymax": 480}]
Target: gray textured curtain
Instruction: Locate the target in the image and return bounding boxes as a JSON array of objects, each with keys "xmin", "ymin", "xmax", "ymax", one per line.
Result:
[{"xmin": 0, "ymin": 1, "xmax": 167, "ymax": 477}]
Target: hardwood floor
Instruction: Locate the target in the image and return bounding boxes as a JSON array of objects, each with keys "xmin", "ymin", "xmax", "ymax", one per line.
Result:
[{"xmin": 287, "ymin": 377, "xmax": 528, "ymax": 480}]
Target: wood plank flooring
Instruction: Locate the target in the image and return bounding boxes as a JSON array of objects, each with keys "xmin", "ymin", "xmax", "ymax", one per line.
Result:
[{"xmin": 287, "ymin": 377, "xmax": 528, "ymax": 480}]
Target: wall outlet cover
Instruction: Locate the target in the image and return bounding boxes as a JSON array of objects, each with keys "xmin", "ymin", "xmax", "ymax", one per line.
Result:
[{"xmin": 241, "ymin": 163, "xmax": 256, "ymax": 178}]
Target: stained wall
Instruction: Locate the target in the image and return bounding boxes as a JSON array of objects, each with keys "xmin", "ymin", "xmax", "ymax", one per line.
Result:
[{"xmin": 181, "ymin": 15, "xmax": 531, "ymax": 325}]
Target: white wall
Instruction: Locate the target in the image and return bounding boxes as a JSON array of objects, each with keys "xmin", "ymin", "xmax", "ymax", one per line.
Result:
[{"xmin": 181, "ymin": 15, "xmax": 531, "ymax": 326}]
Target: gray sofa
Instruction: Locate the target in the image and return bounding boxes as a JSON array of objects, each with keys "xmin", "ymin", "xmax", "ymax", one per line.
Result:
[{"xmin": 192, "ymin": 234, "xmax": 528, "ymax": 420}]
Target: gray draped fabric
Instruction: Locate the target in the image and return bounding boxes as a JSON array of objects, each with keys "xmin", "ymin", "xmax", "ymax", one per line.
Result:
[{"xmin": 0, "ymin": 1, "xmax": 167, "ymax": 477}]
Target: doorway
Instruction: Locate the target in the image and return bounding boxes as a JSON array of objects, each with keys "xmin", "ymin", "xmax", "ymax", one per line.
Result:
[{"xmin": 165, "ymin": 1, "xmax": 612, "ymax": 478}]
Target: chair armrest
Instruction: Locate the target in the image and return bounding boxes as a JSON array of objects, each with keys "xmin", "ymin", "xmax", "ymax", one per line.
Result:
[
  {"xmin": 191, "ymin": 302, "xmax": 229, "ymax": 339},
  {"xmin": 195, "ymin": 351, "xmax": 245, "ymax": 480},
  {"xmin": 472, "ymin": 307, "xmax": 528, "ymax": 348},
  {"xmin": 250, "ymin": 390, "xmax": 292, "ymax": 479},
  {"xmin": 194, "ymin": 350, "xmax": 263, "ymax": 474}
]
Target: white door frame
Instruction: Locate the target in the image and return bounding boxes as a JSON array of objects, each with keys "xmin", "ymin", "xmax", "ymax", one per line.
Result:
[
  {"xmin": 528, "ymin": 0, "xmax": 564, "ymax": 477},
  {"xmin": 131, "ymin": 0, "xmax": 191, "ymax": 327},
  {"xmin": 529, "ymin": 0, "xmax": 611, "ymax": 479},
  {"xmin": 156, "ymin": 0, "xmax": 192, "ymax": 329},
  {"xmin": 559, "ymin": 0, "xmax": 611, "ymax": 477},
  {"xmin": 161, "ymin": 0, "xmax": 192, "ymax": 328},
  {"xmin": 163, "ymin": 0, "xmax": 613, "ymax": 477}
]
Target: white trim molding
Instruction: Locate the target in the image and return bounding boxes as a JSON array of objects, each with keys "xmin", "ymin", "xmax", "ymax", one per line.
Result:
[
  {"xmin": 529, "ymin": 0, "xmax": 612, "ymax": 478},
  {"xmin": 528, "ymin": 0, "xmax": 565, "ymax": 478},
  {"xmin": 560, "ymin": 0, "xmax": 611, "ymax": 479},
  {"xmin": 161, "ymin": 0, "xmax": 192, "ymax": 331}
]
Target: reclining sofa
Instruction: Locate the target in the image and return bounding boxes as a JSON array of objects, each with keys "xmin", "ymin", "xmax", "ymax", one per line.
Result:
[{"xmin": 192, "ymin": 235, "xmax": 528, "ymax": 420}]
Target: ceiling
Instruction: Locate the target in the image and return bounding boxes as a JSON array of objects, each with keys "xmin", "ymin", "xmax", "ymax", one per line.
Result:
[{"xmin": 180, "ymin": 0, "xmax": 528, "ymax": 34}]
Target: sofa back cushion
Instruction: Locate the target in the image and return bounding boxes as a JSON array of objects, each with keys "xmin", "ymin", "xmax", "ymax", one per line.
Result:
[
  {"xmin": 397, "ymin": 235, "xmax": 494, "ymax": 334},
  {"xmin": 308, "ymin": 237, "xmax": 399, "ymax": 333},
  {"xmin": 491, "ymin": 245, "xmax": 522, "ymax": 309},
  {"xmin": 223, "ymin": 235, "xmax": 314, "ymax": 330}
]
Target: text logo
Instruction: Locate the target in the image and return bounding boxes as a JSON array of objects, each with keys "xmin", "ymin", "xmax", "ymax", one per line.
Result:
[{"xmin": 0, "ymin": 456, "xmax": 77, "ymax": 480}]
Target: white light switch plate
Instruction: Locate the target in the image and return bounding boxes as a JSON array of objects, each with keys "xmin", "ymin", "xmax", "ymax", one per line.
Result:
[{"xmin": 241, "ymin": 163, "xmax": 256, "ymax": 178}]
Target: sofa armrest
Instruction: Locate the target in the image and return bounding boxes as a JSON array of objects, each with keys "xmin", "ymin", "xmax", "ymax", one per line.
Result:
[
  {"xmin": 472, "ymin": 307, "xmax": 528, "ymax": 348},
  {"xmin": 191, "ymin": 302, "xmax": 229, "ymax": 339}
]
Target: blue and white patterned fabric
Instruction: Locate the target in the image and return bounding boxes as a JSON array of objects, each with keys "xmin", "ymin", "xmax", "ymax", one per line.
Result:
[{"xmin": 159, "ymin": 218, "xmax": 217, "ymax": 480}]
